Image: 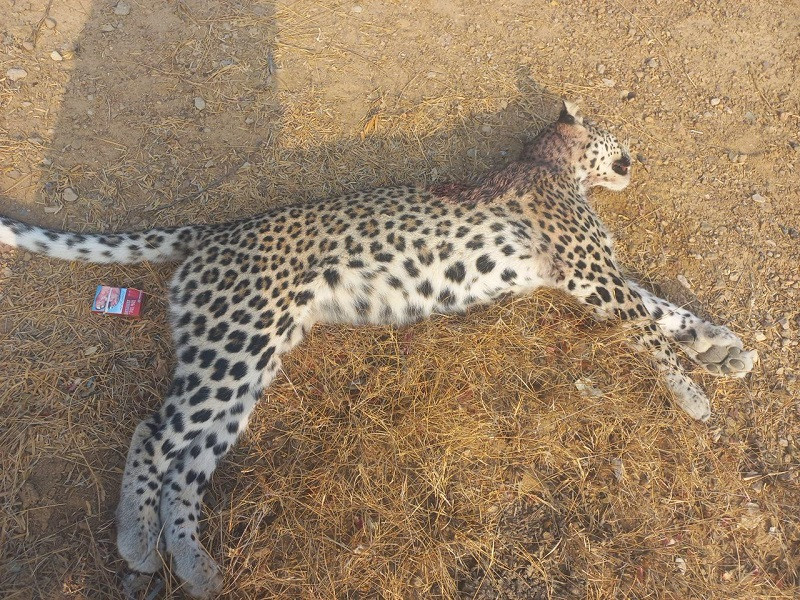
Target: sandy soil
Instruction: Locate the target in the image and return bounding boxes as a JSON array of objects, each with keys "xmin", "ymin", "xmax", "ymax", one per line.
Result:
[{"xmin": 1, "ymin": 0, "xmax": 798, "ymax": 598}]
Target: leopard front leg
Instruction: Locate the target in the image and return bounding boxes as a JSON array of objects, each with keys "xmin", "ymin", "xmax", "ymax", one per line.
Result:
[
  {"xmin": 560, "ymin": 272, "xmax": 711, "ymax": 421},
  {"xmin": 629, "ymin": 282, "xmax": 758, "ymax": 378}
]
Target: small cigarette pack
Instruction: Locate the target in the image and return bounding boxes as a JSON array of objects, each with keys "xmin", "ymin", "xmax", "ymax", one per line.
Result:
[{"xmin": 91, "ymin": 285, "xmax": 143, "ymax": 317}]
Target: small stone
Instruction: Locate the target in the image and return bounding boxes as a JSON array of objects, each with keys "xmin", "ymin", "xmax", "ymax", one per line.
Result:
[
  {"xmin": 194, "ymin": 97, "xmax": 206, "ymax": 110},
  {"xmin": 466, "ymin": 148, "xmax": 477, "ymax": 159},
  {"xmin": 113, "ymin": 1, "xmax": 130, "ymax": 15},
  {"xmin": 43, "ymin": 205, "xmax": 63, "ymax": 214},
  {"xmin": 727, "ymin": 150, "xmax": 739, "ymax": 162},
  {"xmin": 62, "ymin": 187, "xmax": 78, "ymax": 203},
  {"xmin": 44, "ymin": 17, "xmax": 57, "ymax": 28},
  {"xmin": 744, "ymin": 111, "xmax": 757, "ymax": 124},
  {"xmin": 351, "ymin": 5, "xmax": 363, "ymax": 13},
  {"xmin": 101, "ymin": 23, "xmax": 115, "ymax": 32},
  {"xmin": 425, "ymin": 71, "xmax": 437, "ymax": 79},
  {"xmin": 677, "ymin": 274, "xmax": 692, "ymax": 290},
  {"xmin": 84, "ymin": 345, "xmax": 98, "ymax": 356},
  {"xmin": 778, "ymin": 111, "xmax": 789, "ymax": 122},
  {"xmin": 22, "ymin": 40, "xmax": 35, "ymax": 51},
  {"xmin": 645, "ymin": 57, "xmax": 658, "ymax": 68},
  {"xmin": 596, "ymin": 63, "xmax": 606, "ymax": 74},
  {"xmin": 50, "ymin": 50, "xmax": 63, "ymax": 61},
  {"xmin": 6, "ymin": 67, "xmax": 28, "ymax": 81},
  {"xmin": 602, "ymin": 78, "xmax": 616, "ymax": 87},
  {"xmin": 779, "ymin": 438, "xmax": 789, "ymax": 447},
  {"xmin": 710, "ymin": 97, "xmax": 721, "ymax": 106},
  {"xmin": 751, "ymin": 193, "xmax": 766, "ymax": 203},
  {"xmin": 754, "ymin": 331, "xmax": 767, "ymax": 342},
  {"xmin": 674, "ymin": 557, "xmax": 687, "ymax": 575},
  {"xmin": 480, "ymin": 124, "xmax": 492, "ymax": 134}
]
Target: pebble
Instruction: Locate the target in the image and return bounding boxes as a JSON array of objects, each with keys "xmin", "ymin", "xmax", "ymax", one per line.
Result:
[
  {"xmin": 710, "ymin": 97, "xmax": 721, "ymax": 106},
  {"xmin": 754, "ymin": 331, "xmax": 767, "ymax": 342},
  {"xmin": 645, "ymin": 57, "xmax": 658, "ymax": 68},
  {"xmin": 466, "ymin": 148, "xmax": 477, "ymax": 159},
  {"xmin": 101, "ymin": 23, "xmax": 115, "ymax": 32},
  {"xmin": 22, "ymin": 40, "xmax": 35, "ymax": 51},
  {"xmin": 194, "ymin": 96, "xmax": 206, "ymax": 110},
  {"xmin": 351, "ymin": 5, "xmax": 363, "ymax": 13},
  {"xmin": 50, "ymin": 50, "xmax": 63, "ymax": 61},
  {"xmin": 62, "ymin": 187, "xmax": 78, "ymax": 203},
  {"xmin": 596, "ymin": 63, "xmax": 606, "ymax": 74},
  {"xmin": 44, "ymin": 17, "xmax": 57, "ymax": 29},
  {"xmin": 674, "ymin": 557, "xmax": 687, "ymax": 575},
  {"xmin": 751, "ymin": 193, "xmax": 766, "ymax": 203},
  {"xmin": 677, "ymin": 274, "xmax": 692, "ymax": 290},
  {"xmin": 6, "ymin": 67, "xmax": 28, "ymax": 81},
  {"xmin": 113, "ymin": 1, "xmax": 130, "ymax": 15},
  {"xmin": 602, "ymin": 78, "xmax": 616, "ymax": 88}
]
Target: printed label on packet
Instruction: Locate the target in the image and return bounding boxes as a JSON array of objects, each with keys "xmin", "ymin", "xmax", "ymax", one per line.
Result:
[{"xmin": 91, "ymin": 285, "xmax": 143, "ymax": 317}]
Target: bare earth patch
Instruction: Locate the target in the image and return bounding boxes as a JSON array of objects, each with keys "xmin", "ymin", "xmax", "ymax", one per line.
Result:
[{"xmin": 1, "ymin": 0, "xmax": 798, "ymax": 598}]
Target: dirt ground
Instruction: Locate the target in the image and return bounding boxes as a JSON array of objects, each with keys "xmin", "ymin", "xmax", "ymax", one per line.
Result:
[{"xmin": 1, "ymin": 0, "xmax": 798, "ymax": 598}]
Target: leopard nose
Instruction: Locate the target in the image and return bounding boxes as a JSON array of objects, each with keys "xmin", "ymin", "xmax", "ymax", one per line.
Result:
[{"xmin": 612, "ymin": 157, "xmax": 630, "ymax": 176}]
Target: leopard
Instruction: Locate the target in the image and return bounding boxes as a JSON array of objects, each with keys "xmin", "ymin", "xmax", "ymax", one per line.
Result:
[{"xmin": 0, "ymin": 100, "xmax": 757, "ymax": 598}]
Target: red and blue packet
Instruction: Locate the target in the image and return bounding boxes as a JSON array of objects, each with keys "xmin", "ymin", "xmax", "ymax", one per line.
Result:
[{"xmin": 91, "ymin": 285, "xmax": 143, "ymax": 317}]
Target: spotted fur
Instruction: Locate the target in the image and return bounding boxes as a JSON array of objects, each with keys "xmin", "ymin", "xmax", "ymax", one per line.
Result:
[{"xmin": 0, "ymin": 100, "xmax": 756, "ymax": 598}]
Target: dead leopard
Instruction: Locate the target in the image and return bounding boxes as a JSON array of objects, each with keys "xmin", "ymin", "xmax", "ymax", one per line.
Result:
[{"xmin": 0, "ymin": 101, "xmax": 757, "ymax": 598}]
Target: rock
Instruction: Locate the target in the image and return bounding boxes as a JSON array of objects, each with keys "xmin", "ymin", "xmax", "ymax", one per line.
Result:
[
  {"xmin": 22, "ymin": 40, "xmax": 35, "ymax": 51},
  {"xmin": 645, "ymin": 57, "xmax": 658, "ymax": 68},
  {"xmin": 751, "ymin": 193, "xmax": 766, "ymax": 203},
  {"xmin": 754, "ymin": 331, "xmax": 767, "ymax": 342},
  {"xmin": 50, "ymin": 50, "xmax": 63, "ymax": 61},
  {"xmin": 351, "ymin": 5, "xmax": 363, "ymax": 13},
  {"xmin": 596, "ymin": 63, "xmax": 606, "ymax": 74},
  {"xmin": 6, "ymin": 67, "xmax": 28, "ymax": 81},
  {"xmin": 710, "ymin": 97, "xmax": 721, "ymax": 106},
  {"xmin": 113, "ymin": 2, "xmax": 130, "ymax": 16},
  {"xmin": 62, "ymin": 187, "xmax": 78, "ymax": 203},
  {"xmin": 44, "ymin": 17, "xmax": 57, "ymax": 29},
  {"xmin": 101, "ymin": 23, "xmax": 115, "ymax": 32},
  {"xmin": 602, "ymin": 78, "xmax": 616, "ymax": 87},
  {"xmin": 194, "ymin": 96, "xmax": 206, "ymax": 110},
  {"xmin": 674, "ymin": 557, "xmax": 687, "ymax": 575}
]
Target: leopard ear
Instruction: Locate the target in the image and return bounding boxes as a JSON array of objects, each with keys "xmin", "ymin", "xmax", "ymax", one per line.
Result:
[{"xmin": 558, "ymin": 100, "xmax": 582, "ymax": 125}]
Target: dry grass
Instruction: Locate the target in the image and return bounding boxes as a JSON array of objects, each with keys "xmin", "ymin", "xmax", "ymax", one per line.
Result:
[{"xmin": 1, "ymin": 0, "xmax": 799, "ymax": 598}]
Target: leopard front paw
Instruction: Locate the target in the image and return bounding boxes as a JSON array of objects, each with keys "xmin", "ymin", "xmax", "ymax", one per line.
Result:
[{"xmin": 695, "ymin": 345, "xmax": 758, "ymax": 378}]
